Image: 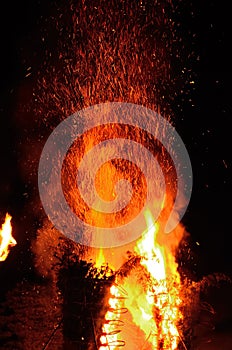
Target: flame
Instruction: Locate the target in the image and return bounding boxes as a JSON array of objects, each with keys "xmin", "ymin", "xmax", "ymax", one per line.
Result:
[
  {"xmin": 95, "ymin": 248, "xmax": 106, "ymax": 269},
  {"xmin": 95, "ymin": 247, "xmax": 107, "ymax": 270},
  {"xmin": 99, "ymin": 209, "xmax": 183, "ymax": 349},
  {"xmin": 0, "ymin": 213, "xmax": 16, "ymax": 262},
  {"xmin": 128, "ymin": 209, "xmax": 182, "ymax": 349}
]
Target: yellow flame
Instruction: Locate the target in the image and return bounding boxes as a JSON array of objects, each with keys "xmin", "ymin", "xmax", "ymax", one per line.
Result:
[
  {"xmin": 99, "ymin": 209, "xmax": 183, "ymax": 349},
  {"xmin": 124, "ymin": 209, "xmax": 182, "ymax": 349},
  {"xmin": 0, "ymin": 213, "xmax": 16, "ymax": 262},
  {"xmin": 95, "ymin": 247, "xmax": 106, "ymax": 269}
]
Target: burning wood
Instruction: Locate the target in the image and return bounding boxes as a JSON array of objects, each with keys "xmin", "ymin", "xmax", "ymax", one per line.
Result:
[
  {"xmin": 0, "ymin": 213, "xmax": 16, "ymax": 262},
  {"xmin": 99, "ymin": 283, "xmax": 127, "ymax": 350}
]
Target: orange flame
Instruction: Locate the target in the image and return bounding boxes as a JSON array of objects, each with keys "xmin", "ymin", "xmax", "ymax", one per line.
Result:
[{"xmin": 0, "ymin": 213, "xmax": 16, "ymax": 262}]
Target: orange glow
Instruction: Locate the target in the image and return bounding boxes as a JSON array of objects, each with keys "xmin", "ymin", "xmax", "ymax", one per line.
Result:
[{"xmin": 0, "ymin": 213, "xmax": 16, "ymax": 262}]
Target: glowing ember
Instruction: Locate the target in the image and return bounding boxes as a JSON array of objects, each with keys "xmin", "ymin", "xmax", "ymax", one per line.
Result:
[
  {"xmin": 0, "ymin": 213, "xmax": 16, "ymax": 262},
  {"xmin": 99, "ymin": 209, "xmax": 184, "ymax": 349}
]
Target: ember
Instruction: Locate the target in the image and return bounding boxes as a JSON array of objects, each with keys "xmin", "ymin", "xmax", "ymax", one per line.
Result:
[{"xmin": 0, "ymin": 213, "xmax": 16, "ymax": 262}]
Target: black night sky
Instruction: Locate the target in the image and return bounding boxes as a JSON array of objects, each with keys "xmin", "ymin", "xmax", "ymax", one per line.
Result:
[{"xmin": 0, "ymin": 0, "xmax": 231, "ymax": 310}]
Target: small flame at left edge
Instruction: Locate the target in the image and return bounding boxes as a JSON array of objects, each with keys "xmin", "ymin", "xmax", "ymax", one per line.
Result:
[{"xmin": 0, "ymin": 213, "xmax": 16, "ymax": 262}]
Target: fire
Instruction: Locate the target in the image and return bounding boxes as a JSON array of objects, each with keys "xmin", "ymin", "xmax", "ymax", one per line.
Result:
[
  {"xmin": 32, "ymin": 2, "xmax": 192, "ymax": 348},
  {"xmin": 0, "ymin": 213, "xmax": 16, "ymax": 262},
  {"xmin": 99, "ymin": 209, "xmax": 184, "ymax": 349},
  {"xmin": 99, "ymin": 283, "xmax": 126, "ymax": 350},
  {"xmin": 129, "ymin": 209, "xmax": 183, "ymax": 349}
]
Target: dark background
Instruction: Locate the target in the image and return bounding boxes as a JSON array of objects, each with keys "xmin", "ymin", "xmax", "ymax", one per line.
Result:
[{"xmin": 0, "ymin": 0, "xmax": 231, "ymax": 282}]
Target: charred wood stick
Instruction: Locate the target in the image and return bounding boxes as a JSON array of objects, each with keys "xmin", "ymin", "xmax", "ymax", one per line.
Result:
[
  {"xmin": 116, "ymin": 255, "xmax": 141, "ymax": 278},
  {"xmin": 42, "ymin": 318, "xmax": 63, "ymax": 350}
]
